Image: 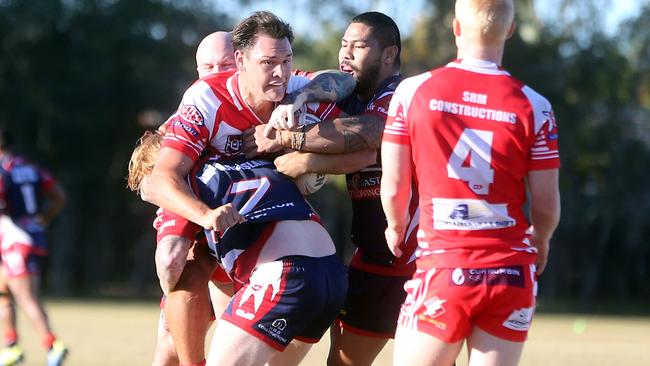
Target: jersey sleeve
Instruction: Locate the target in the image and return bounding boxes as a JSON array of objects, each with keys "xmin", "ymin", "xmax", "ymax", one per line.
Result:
[
  {"xmin": 522, "ymin": 86, "xmax": 561, "ymax": 170},
  {"xmin": 383, "ymin": 81, "xmax": 412, "ymax": 145},
  {"xmin": 161, "ymin": 81, "xmax": 222, "ymax": 162},
  {"xmin": 286, "ymin": 74, "xmax": 310, "ymax": 94},
  {"xmin": 291, "ymin": 69, "xmax": 315, "ymax": 79},
  {"xmin": 301, "ymin": 102, "xmax": 343, "ymax": 126}
]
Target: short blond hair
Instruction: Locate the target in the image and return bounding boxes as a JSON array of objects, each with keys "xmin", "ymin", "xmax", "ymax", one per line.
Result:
[
  {"xmin": 455, "ymin": 0, "xmax": 514, "ymax": 44},
  {"xmin": 127, "ymin": 130, "xmax": 163, "ymax": 192}
]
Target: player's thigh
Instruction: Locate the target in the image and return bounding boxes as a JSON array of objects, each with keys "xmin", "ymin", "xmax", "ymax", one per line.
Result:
[
  {"xmin": 393, "ymin": 324, "xmax": 462, "ymax": 366},
  {"xmin": 207, "ymin": 319, "xmax": 278, "ymax": 366},
  {"xmin": 266, "ymin": 339, "xmax": 313, "ymax": 366},
  {"xmin": 328, "ymin": 324, "xmax": 389, "ymax": 366},
  {"xmin": 466, "ymin": 326, "xmax": 524, "ymax": 366}
]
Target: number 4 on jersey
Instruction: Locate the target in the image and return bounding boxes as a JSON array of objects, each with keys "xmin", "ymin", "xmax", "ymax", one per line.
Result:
[{"xmin": 446, "ymin": 129, "xmax": 494, "ymax": 195}]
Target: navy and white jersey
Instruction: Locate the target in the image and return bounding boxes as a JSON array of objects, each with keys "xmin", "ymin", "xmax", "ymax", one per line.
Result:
[
  {"xmin": 0, "ymin": 156, "xmax": 55, "ymax": 255},
  {"xmin": 338, "ymin": 76, "xmax": 419, "ymax": 272},
  {"xmin": 189, "ymin": 155, "xmax": 318, "ymax": 282}
]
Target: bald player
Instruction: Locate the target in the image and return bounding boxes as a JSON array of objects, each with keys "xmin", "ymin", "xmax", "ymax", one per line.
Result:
[{"xmin": 195, "ymin": 31, "xmax": 236, "ymax": 77}]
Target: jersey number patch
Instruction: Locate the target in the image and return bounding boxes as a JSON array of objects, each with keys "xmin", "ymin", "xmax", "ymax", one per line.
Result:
[
  {"xmin": 229, "ymin": 177, "xmax": 270, "ymax": 215},
  {"xmin": 446, "ymin": 129, "xmax": 494, "ymax": 195}
]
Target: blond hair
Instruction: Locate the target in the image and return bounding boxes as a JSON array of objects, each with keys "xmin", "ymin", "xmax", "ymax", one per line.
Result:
[
  {"xmin": 455, "ymin": 0, "xmax": 514, "ymax": 44},
  {"xmin": 127, "ymin": 130, "xmax": 163, "ymax": 192}
]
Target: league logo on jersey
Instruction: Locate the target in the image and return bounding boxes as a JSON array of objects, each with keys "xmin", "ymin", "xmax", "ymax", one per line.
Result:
[
  {"xmin": 542, "ymin": 110, "xmax": 558, "ymax": 139},
  {"xmin": 224, "ymin": 135, "xmax": 243, "ymax": 155},
  {"xmin": 178, "ymin": 105, "xmax": 204, "ymax": 126}
]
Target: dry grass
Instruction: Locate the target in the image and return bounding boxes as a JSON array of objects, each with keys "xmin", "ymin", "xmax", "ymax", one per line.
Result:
[{"xmin": 11, "ymin": 299, "xmax": 650, "ymax": 365}]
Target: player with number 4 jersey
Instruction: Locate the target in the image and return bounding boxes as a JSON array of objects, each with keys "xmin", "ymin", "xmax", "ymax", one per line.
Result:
[
  {"xmin": 384, "ymin": 59, "xmax": 560, "ymax": 268},
  {"xmin": 381, "ymin": 1, "xmax": 561, "ymax": 365}
]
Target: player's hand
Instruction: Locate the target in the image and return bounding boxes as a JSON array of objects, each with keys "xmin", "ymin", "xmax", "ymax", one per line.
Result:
[
  {"xmin": 243, "ymin": 126, "xmax": 283, "ymax": 158},
  {"xmin": 274, "ymin": 152, "xmax": 309, "ymax": 178},
  {"xmin": 201, "ymin": 203, "xmax": 244, "ymax": 232},
  {"xmin": 264, "ymin": 93, "xmax": 307, "ymax": 137},
  {"xmin": 529, "ymin": 226, "xmax": 550, "ymax": 275},
  {"xmin": 385, "ymin": 225, "xmax": 406, "ymax": 258}
]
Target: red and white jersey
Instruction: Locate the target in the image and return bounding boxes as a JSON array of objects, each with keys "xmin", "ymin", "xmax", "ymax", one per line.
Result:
[
  {"xmin": 383, "ymin": 58, "xmax": 560, "ymax": 268},
  {"xmin": 162, "ymin": 69, "xmax": 341, "ymax": 161}
]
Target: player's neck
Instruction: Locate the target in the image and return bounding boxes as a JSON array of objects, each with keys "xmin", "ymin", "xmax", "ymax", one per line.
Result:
[
  {"xmin": 239, "ymin": 81, "xmax": 276, "ymax": 122},
  {"xmin": 457, "ymin": 44, "xmax": 504, "ymax": 65}
]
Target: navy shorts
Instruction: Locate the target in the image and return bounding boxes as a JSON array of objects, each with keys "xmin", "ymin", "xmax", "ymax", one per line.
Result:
[
  {"xmin": 338, "ymin": 266, "xmax": 411, "ymax": 338},
  {"xmin": 221, "ymin": 254, "xmax": 347, "ymax": 350}
]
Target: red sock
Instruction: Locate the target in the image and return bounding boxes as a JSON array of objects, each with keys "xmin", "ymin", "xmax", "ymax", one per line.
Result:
[
  {"xmin": 180, "ymin": 360, "xmax": 206, "ymax": 366},
  {"xmin": 42, "ymin": 333, "xmax": 56, "ymax": 350},
  {"xmin": 4, "ymin": 329, "xmax": 17, "ymax": 346}
]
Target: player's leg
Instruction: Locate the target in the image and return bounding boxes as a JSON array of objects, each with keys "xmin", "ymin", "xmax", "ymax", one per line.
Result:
[
  {"xmin": 7, "ymin": 271, "xmax": 58, "ymax": 342},
  {"xmin": 393, "ymin": 324, "xmax": 462, "ymax": 366},
  {"xmin": 207, "ymin": 271, "xmax": 233, "ymax": 318},
  {"xmin": 0, "ymin": 272, "xmax": 22, "ymax": 366},
  {"xmin": 266, "ymin": 339, "xmax": 313, "ymax": 366},
  {"xmin": 0, "ymin": 271, "xmax": 17, "ymax": 346},
  {"xmin": 328, "ymin": 323, "xmax": 388, "ymax": 366},
  {"xmin": 164, "ymin": 242, "xmax": 215, "ymax": 365},
  {"xmin": 466, "ymin": 326, "xmax": 523, "ymax": 366},
  {"xmin": 155, "ymin": 235, "xmax": 192, "ymax": 295},
  {"xmin": 328, "ymin": 267, "xmax": 408, "ymax": 366},
  {"xmin": 152, "ymin": 307, "xmax": 179, "ymax": 366},
  {"xmin": 207, "ymin": 320, "xmax": 279, "ymax": 366}
]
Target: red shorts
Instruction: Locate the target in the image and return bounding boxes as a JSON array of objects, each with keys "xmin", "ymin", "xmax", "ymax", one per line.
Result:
[
  {"xmin": 398, "ymin": 264, "xmax": 537, "ymax": 342},
  {"xmin": 154, "ymin": 209, "xmax": 201, "ymax": 243}
]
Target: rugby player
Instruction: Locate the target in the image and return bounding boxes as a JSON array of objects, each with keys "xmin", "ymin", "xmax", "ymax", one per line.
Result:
[{"xmin": 381, "ymin": 1, "xmax": 561, "ymax": 364}]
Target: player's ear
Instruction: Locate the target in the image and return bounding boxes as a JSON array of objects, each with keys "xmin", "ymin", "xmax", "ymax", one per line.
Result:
[
  {"xmin": 235, "ymin": 49, "xmax": 245, "ymax": 71},
  {"xmin": 506, "ymin": 21, "xmax": 516, "ymax": 39},
  {"xmin": 453, "ymin": 18, "xmax": 461, "ymax": 37},
  {"xmin": 382, "ymin": 45, "xmax": 398, "ymax": 66}
]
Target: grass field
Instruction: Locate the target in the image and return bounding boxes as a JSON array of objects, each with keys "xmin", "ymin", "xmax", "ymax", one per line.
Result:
[{"xmin": 11, "ymin": 299, "xmax": 650, "ymax": 365}]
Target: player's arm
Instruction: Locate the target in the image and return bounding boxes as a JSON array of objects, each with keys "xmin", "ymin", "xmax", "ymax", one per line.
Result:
[
  {"xmin": 145, "ymin": 148, "xmax": 243, "ymax": 231},
  {"xmin": 380, "ymin": 141, "xmax": 413, "ymax": 258},
  {"xmin": 273, "ymin": 149, "xmax": 377, "ymax": 177},
  {"xmin": 250, "ymin": 113, "xmax": 385, "ymax": 156},
  {"xmin": 290, "ymin": 70, "xmax": 356, "ymax": 104},
  {"xmin": 285, "ymin": 113, "xmax": 384, "ymax": 153},
  {"xmin": 527, "ymin": 169, "xmax": 561, "ymax": 275},
  {"xmin": 266, "ymin": 71, "xmax": 356, "ymax": 131},
  {"xmin": 39, "ymin": 183, "xmax": 66, "ymax": 227}
]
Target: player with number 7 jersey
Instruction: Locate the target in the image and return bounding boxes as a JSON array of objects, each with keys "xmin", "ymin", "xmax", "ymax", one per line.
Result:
[
  {"xmin": 185, "ymin": 153, "xmax": 347, "ymax": 357},
  {"xmin": 383, "ymin": 58, "xmax": 561, "ymax": 269}
]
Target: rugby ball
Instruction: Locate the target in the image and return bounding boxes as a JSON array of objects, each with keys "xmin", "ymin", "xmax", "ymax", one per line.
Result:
[{"xmin": 294, "ymin": 173, "xmax": 327, "ymax": 195}]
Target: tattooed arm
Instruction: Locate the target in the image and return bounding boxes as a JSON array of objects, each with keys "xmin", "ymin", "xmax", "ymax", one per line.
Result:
[
  {"xmin": 297, "ymin": 114, "xmax": 384, "ymax": 153},
  {"xmin": 250, "ymin": 113, "xmax": 385, "ymax": 154},
  {"xmin": 265, "ymin": 71, "xmax": 356, "ymax": 132}
]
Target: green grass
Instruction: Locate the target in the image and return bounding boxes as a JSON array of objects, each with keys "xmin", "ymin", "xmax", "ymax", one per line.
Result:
[{"xmin": 11, "ymin": 299, "xmax": 650, "ymax": 365}]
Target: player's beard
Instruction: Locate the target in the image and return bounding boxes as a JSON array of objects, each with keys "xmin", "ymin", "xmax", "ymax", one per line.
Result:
[{"xmin": 355, "ymin": 57, "xmax": 382, "ymax": 99}]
